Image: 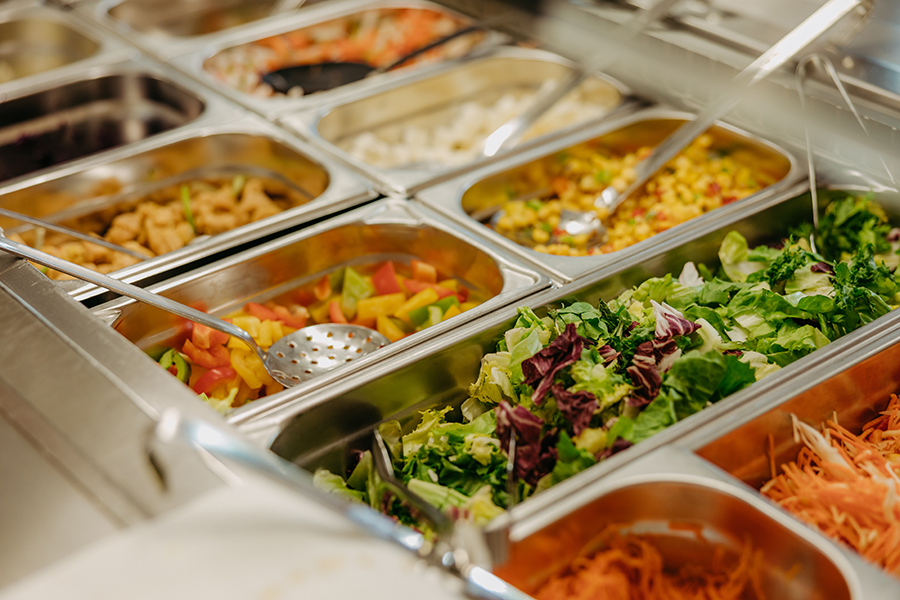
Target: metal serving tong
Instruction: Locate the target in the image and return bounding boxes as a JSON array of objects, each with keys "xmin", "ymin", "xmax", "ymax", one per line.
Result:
[
  {"xmin": 796, "ymin": 53, "xmax": 899, "ymax": 253},
  {"xmin": 480, "ymin": 0, "xmax": 683, "ymax": 159},
  {"xmin": 0, "ymin": 233, "xmax": 389, "ymax": 387},
  {"xmin": 490, "ymin": 0, "xmax": 871, "ymax": 252},
  {"xmin": 150, "ymin": 409, "xmax": 533, "ymax": 600}
]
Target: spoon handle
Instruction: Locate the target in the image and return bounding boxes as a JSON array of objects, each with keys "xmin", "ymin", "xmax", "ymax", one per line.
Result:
[
  {"xmin": 0, "ymin": 234, "xmax": 265, "ymax": 362},
  {"xmin": 0, "ymin": 206, "xmax": 151, "ymax": 262},
  {"xmin": 599, "ymin": 0, "xmax": 868, "ymax": 212}
]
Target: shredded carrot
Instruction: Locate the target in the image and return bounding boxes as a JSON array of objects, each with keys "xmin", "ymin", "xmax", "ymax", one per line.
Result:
[
  {"xmin": 534, "ymin": 530, "xmax": 765, "ymax": 600},
  {"xmin": 761, "ymin": 394, "xmax": 900, "ymax": 577}
]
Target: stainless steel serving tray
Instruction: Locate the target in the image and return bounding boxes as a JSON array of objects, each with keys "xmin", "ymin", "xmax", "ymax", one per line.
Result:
[
  {"xmin": 279, "ymin": 46, "xmax": 641, "ymax": 197},
  {"xmin": 0, "ymin": 1, "xmax": 132, "ymax": 96},
  {"xmin": 416, "ymin": 106, "xmax": 801, "ymax": 284},
  {"xmin": 662, "ymin": 311, "xmax": 900, "ymax": 588},
  {"xmin": 241, "ymin": 183, "xmax": 900, "ymax": 537},
  {"xmin": 0, "ymin": 54, "xmax": 240, "ymax": 188},
  {"xmin": 73, "ymin": 0, "xmax": 314, "ymax": 60},
  {"xmin": 90, "ymin": 197, "xmax": 550, "ymax": 422},
  {"xmin": 492, "ymin": 446, "xmax": 900, "ymax": 598},
  {"xmin": 167, "ymin": 0, "xmax": 509, "ymax": 120},
  {"xmin": 0, "ymin": 111, "xmax": 376, "ymax": 304},
  {"xmin": 682, "ymin": 298, "xmax": 900, "ymax": 487}
]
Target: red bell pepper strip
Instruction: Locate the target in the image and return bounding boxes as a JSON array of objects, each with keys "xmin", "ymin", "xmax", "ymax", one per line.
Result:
[
  {"xmin": 411, "ymin": 259, "xmax": 438, "ymax": 284},
  {"xmin": 183, "ymin": 339, "xmax": 230, "ymax": 369},
  {"xmin": 192, "ymin": 366, "xmax": 237, "ymax": 395},
  {"xmin": 244, "ymin": 302, "xmax": 281, "ymax": 323},
  {"xmin": 314, "ymin": 275, "xmax": 331, "ymax": 301},
  {"xmin": 372, "ymin": 261, "xmax": 402, "ymax": 295},
  {"xmin": 329, "ymin": 300, "xmax": 348, "ymax": 324},
  {"xmin": 272, "ymin": 305, "xmax": 307, "ymax": 329},
  {"xmin": 192, "ymin": 323, "xmax": 229, "ymax": 349}
]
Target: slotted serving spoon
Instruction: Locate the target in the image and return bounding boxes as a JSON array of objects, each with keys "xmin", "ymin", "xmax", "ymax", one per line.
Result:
[
  {"xmin": 0, "ymin": 232, "xmax": 389, "ymax": 387},
  {"xmin": 490, "ymin": 0, "xmax": 870, "ymax": 253}
]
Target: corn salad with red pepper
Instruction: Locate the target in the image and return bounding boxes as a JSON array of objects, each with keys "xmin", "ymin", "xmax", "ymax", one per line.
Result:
[{"xmin": 492, "ymin": 134, "xmax": 773, "ymax": 256}]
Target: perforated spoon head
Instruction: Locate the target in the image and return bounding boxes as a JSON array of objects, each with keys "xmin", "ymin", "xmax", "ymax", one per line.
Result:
[{"xmin": 265, "ymin": 324, "xmax": 390, "ymax": 387}]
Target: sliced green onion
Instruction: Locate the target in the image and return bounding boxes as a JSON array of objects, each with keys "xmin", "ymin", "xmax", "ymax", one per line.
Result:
[
  {"xmin": 180, "ymin": 185, "xmax": 197, "ymax": 234},
  {"xmin": 232, "ymin": 174, "xmax": 247, "ymax": 197}
]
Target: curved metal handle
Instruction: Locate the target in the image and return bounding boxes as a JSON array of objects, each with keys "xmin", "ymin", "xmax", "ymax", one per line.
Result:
[
  {"xmin": 153, "ymin": 410, "xmax": 535, "ymax": 600},
  {"xmin": 0, "ymin": 233, "xmax": 265, "ymax": 363},
  {"xmin": 0, "ymin": 206, "xmax": 150, "ymax": 262},
  {"xmin": 599, "ymin": 0, "xmax": 867, "ymax": 212}
]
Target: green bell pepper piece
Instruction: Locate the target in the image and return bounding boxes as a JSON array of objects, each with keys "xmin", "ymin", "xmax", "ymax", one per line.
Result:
[
  {"xmin": 408, "ymin": 296, "xmax": 459, "ymax": 326},
  {"xmin": 159, "ymin": 348, "xmax": 191, "ymax": 384},
  {"xmin": 340, "ymin": 267, "xmax": 375, "ymax": 320}
]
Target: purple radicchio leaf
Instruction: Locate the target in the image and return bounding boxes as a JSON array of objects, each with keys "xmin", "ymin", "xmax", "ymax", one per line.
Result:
[
  {"xmin": 597, "ymin": 437, "xmax": 634, "ymax": 460},
  {"xmin": 889, "ymin": 228, "xmax": 900, "ymax": 243},
  {"xmin": 495, "ymin": 400, "xmax": 542, "ymax": 451},
  {"xmin": 597, "ymin": 344, "xmax": 620, "ymax": 366},
  {"xmin": 810, "ymin": 262, "xmax": 834, "ymax": 275},
  {"xmin": 522, "ymin": 323, "xmax": 595, "ymax": 404},
  {"xmin": 513, "ymin": 431, "xmax": 558, "ymax": 487},
  {"xmin": 722, "ymin": 349, "xmax": 743, "ymax": 356},
  {"xmin": 550, "ymin": 384, "xmax": 598, "ymax": 436},
  {"xmin": 651, "ymin": 300, "xmax": 700, "ymax": 338},
  {"xmin": 495, "ymin": 401, "xmax": 557, "ymax": 486},
  {"xmin": 625, "ymin": 338, "xmax": 682, "ymax": 406}
]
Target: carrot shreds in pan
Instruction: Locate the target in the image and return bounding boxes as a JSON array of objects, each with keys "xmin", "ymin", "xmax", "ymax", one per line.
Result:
[
  {"xmin": 761, "ymin": 394, "xmax": 900, "ymax": 577},
  {"xmin": 534, "ymin": 531, "xmax": 765, "ymax": 600}
]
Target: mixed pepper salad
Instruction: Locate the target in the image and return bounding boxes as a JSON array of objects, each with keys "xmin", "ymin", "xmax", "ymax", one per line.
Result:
[
  {"xmin": 316, "ymin": 193, "xmax": 900, "ymax": 531},
  {"xmin": 150, "ymin": 259, "xmax": 484, "ymax": 413}
]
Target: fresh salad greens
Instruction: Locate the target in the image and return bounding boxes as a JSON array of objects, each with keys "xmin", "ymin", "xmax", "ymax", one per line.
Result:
[{"xmin": 315, "ymin": 193, "xmax": 900, "ymax": 530}]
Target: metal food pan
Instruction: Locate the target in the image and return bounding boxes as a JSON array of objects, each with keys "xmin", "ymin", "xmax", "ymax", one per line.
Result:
[
  {"xmin": 280, "ymin": 46, "xmax": 640, "ymax": 197},
  {"xmin": 73, "ymin": 0, "xmax": 314, "ymax": 60},
  {"xmin": 0, "ymin": 2, "xmax": 131, "ymax": 95},
  {"xmin": 492, "ymin": 446, "xmax": 900, "ymax": 598},
  {"xmin": 244, "ymin": 182, "xmax": 900, "ymax": 536},
  {"xmin": 90, "ymin": 197, "xmax": 550, "ymax": 421},
  {"xmin": 415, "ymin": 106, "xmax": 800, "ymax": 284},
  {"xmin": 0, "ymin": 54, "xmax": 244, "ymax": 188},
  {"xmin": 0, "ymin": 112, "xmax": 375, "ymax": 303},
  {"xmin": 674, "ymin": 313, "xmax": 900, "ymax": 583},
  {"xmin": 682, "ymin": 306, "xmax": 900, "ymax": 488},
  {"xmin": 168, "ymin": 0, "xmax": 508, "ymax": 120}
]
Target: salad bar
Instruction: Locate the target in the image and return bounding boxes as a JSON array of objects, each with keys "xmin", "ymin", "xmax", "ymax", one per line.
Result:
[{"xmin": 5, "ymin": 0, "xmax": 900, "ymax": 598}]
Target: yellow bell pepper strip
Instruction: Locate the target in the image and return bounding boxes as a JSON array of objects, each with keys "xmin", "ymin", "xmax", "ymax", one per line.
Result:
[
  {"xmin": 377, "ymin": 315, "xmax": 406, "ymax": 342},
  {"xmin": 357, "ymin": 293, "xmax": 407, "ymax": 323},
  {"xmin": 394, "ymin": 288, "xmax": 440, "ymax": 322},
  {"xmin": 230, "ymin": 348, "xmax": 275, "ymax": 390},
  {"xmin": 442, "ymin": 304, "xmax": 462, "ymax": 321},
  {"xmin": 436, "ymin": 279, "xmax": 459, "ymax": 292},
  {"xmin": 460, "ymin": 301, "xmax": 480, "ymax": 312}
]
